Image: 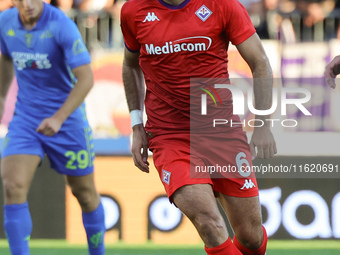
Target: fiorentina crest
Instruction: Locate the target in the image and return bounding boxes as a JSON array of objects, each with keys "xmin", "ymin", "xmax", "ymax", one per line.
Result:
[{"xmin": 195, "ymin": 5, "xmax": 212, "ymax": 22}]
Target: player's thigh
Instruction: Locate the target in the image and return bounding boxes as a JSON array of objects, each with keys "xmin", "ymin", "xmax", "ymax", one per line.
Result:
[
  {"xmin": 149, "ymin": 133, "xmax": 213, "ymax": 200},
  {"xmin": 42, "ymin": 127, "xmax": 95, "ymax": 176},
  {"xmin": 1, "ymin": 154, "xmax": 41, "ymax": 188},
  {"xmin": 217, "ymin": 194, "xmax": 262, "ymax": 237},
  {"xmin": 1, "ymin": 123, "xmax": 43, "ymax": 196},
  {"xmin": 208, "ymin": 131, "xmax": 263, "ymax": 241},
  {"xmin": 172, "ymin": 184, "xmax": 221, "ymax": 221}
]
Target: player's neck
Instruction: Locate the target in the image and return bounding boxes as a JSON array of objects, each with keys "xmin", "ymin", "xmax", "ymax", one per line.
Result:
[
  {"xmin": 20, "ymin": 18, "xmax": 38, "ymax": 30},
  {"xmin": 162, "ymin": 0, "xmax": 186, "ymax": 6}
]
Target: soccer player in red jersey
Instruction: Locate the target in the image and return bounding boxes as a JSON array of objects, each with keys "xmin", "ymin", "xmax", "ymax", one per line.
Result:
[{"xmin": 121, "ymin": 0, "xmax": 277, "ymax": 254}]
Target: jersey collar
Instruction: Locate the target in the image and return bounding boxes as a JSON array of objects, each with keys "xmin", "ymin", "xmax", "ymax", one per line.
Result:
[{"xmin": 158, "ymin": 0, "xmax": 191, "ymax": 10}]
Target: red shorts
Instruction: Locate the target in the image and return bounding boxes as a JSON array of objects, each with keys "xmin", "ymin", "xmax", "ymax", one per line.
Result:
[{"xmin": 148, "ymin": 128, "xmax": 259, "ymax": 200}]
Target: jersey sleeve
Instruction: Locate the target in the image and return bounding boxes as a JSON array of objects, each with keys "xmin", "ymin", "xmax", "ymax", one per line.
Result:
[
  {"xmin": 120, "ymin": 1, "xmax": 141, "ymax": 52},
  {"xmin": 0, "ymin": 13, "xmax": 10, "ymax": 57},
  {"xmin": 55, "ymin": 16, "xmax": 91, "ymax": 69},
  {"xmin": 221, "ymin": 0, "xmax": 256, "ymax": 45}
]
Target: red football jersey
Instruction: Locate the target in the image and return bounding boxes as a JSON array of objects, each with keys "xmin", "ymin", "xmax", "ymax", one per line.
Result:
[{"xmin": 121, "ymin": 0, "xmax": 256, "ymax": 135}]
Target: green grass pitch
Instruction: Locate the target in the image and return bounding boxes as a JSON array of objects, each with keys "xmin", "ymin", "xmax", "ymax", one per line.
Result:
[{"xmin": 0, "ymin": 240, "xmax": 340, "ymax": 254}]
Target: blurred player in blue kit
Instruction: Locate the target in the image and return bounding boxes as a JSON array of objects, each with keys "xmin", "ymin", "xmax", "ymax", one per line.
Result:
[{"xmin": 0, "ymin": 0, "xmax": 105, "ymax": 254}]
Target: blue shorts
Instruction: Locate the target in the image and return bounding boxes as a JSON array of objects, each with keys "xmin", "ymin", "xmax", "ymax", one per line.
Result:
[{"xmin": 2, "ymin": 118, "xmax": 95, "ymax": 176}]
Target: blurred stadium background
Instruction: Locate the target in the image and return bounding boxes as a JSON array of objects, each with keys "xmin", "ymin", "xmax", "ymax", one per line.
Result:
[{"xmin": 1, "ymin": 0, "xmax": 340, "ymax": 254}]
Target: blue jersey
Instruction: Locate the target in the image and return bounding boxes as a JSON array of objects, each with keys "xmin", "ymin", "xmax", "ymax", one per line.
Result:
[{"xmin": 0, "ymin": 3, "xmax": 91, "ymax": 130}]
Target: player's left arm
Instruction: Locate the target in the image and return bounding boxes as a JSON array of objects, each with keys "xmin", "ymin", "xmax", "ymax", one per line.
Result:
[
  {"xmin": 0, "ymin": 13, "xmax": 14, "ymax": 122},
  {"xmin": 36, "ymin": 63, "xmax": 93, "ymax": 136},
  {"xmin": 236, "ymin": 33, "xmax": 277, "ymax": 159},
  {"xmin": 0, "ymin": 54, "xmax": 14, "ymax": 121}
]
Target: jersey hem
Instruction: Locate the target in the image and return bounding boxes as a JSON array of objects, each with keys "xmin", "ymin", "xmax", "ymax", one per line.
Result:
[
  {"xmin": 125, "ymin": 43, "xmax": 140, "ymax": 53},
  {"xmin": 232, "ymin": 30, "xmax": 256, "ymax": 46}
]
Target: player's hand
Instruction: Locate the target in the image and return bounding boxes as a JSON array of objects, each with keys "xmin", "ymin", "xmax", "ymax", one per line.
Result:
[
  {"xmin": 325, "ymin": 55, "xmax": 340, "ymax": 89},
  {"xmin": 131, "ymin": 124, "xmax": 149, "ymax": 173},
  {"xmin": 36, "ymin": 117, "xmax": 62, "ymax": 136},
  {"xmin": 249, "ymin": 126, "xmax": 277, "ymax": 159}
]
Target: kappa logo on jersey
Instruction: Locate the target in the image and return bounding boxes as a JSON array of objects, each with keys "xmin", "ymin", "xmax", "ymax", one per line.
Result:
[
  {"xmin": 143, "ymin": 12, "xmax": 160, "ymax": 22},
  {"xmin": 6, "ymin": 29, "xmax": 15, "ymax": 37},
  {"xmin": 162, "ymin": 169, "xmax": 171, "ymax": 185},
  {"xmin": 145, "ymin": 36, "xmax": 212, "ymax": 55},
  {"xmin": 40, "ymin": 30, "xmax": 54, "ymax": 39},
  {"xmin": 240, "ymin": 179, "xmax": 256, "ymax": 190},
  {"xmin": 72, "ymin": 39, "xmax": 87, "ymax": 55},
  {"xmin": 11, "ymin": 52, "xmax": 52, "ymax": 71},
  {"xmin": 195, "ymin": 5, "xmax": 212, "ymax": 22}
]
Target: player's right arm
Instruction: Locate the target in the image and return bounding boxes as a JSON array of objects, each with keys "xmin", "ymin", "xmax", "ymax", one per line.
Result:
[
  {"xmin": 0, "ymin": 54, "xmax": 14, "ymax": 120},
  {"xmin": 122, "ymin": 48, "xmax": 149, "ymax": 173},
  {"xmin": 236, "ymin": 34, "xmax": 277, "ymax": 159}
]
